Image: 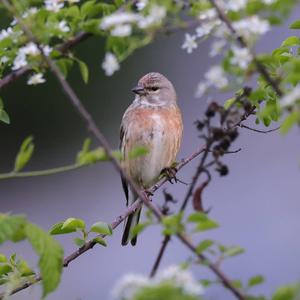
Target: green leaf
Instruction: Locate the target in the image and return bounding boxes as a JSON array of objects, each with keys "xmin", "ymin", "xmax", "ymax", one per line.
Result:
[
  {"xmin": 224, "ymin": 98, "xmax": 236, "ymax": 110},
  {"xmin": 25, "ymin": 223, "xmax": 63, "ymax": 298},
  {"xmin": 224, "ymin": 246, "xmax": 245, "ymax": 257},
  {"xmin": 0, "ymin": 109, "xmax": 10, "ymax": 124},
  {"xmin": 187, "ymin": 213, "xmax": 219, "ymax": 232},
  {"xmin": 0, "ymin": 264, "xmax": 13, "ymax": 276},
  {"xmin": 128, "ymin": 146, "xmax": 149, "ymax": 159},
  {"xmin": 49, "ymin": 222, "xmax": 77, "ymax": 235},
  {"xmin": 14, "ymin": 136, "xmax": 35, "ymax": 172},
  {"xmin": 281, "ymin": 36, "xmax": 300, "ymax": 47},
  {"xmin": 130, "ymin": 222, "xmax": 150, "ymax": 239},
  {"xmin": 248, "ymin": 275, "xmax": 264, "ymax": 288},
  {"xmin": 77, "ymin": 59, "xmax": 89, "ymax": 84},
  {"xmin": 272, "ymin": 284, "xmax": 300, "ymax": 300},
  {"xmin": 74, "ymin": 237, "xmax": 85, "ymax": 247},
  {"xmin": 0, "ymin": 254, "xmax": 7, "ymax": 263},
  {"xmin": 289, "ymin": 20, "xmax": 300, "ymax": 29},
  {"xmin": 162, "ymin": 213, "xmax": 184, "ymax": 236},
  {"xmin": 17, "ymin": 258, "xmax": 35, "ymax": 276},
  {"xmin": 0, "ymin": 97, "xmax": 3, "ymax": 110},
  {"xmin": 0, "ymin": 215, "xmax": 26, "ymax": 244},
  {"xmin": 90, "ymin": 221, "xmax": 112, "ymax": 235},
  {"xmin": 61, "ymin": 218, "xmax": 85, "ymax": 231},
  {"xmin": 280, "ymin": 111, "xmax": 300, "ymax": 134},
  {"xmin": 93, "ymin": 237, "xmax": 107, "ymax": 247},
  {"xmin": 196, "ymin": 239, "xmax": 214, "ymax": 254}
]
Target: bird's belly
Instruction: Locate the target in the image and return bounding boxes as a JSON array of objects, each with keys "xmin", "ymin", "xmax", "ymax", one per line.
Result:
[{"xmin": 129, "ymin": 129, "xmax": 173, "ymax": 187}]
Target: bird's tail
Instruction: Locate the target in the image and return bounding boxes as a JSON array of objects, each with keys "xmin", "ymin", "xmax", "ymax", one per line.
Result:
[{"xmin": 122, "ymin": 190, "xmax": 141, "ymax": 246}]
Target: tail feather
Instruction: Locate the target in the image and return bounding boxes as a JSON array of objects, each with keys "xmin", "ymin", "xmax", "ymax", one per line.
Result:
[{"xmin": 122, "ymin": 207, "xmax": 141, "ymax": 246}]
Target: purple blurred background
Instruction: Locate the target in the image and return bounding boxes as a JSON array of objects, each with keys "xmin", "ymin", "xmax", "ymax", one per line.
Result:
[{"xmin": 1, "ymin": 5, "xmax": 300, "ymax": 300}]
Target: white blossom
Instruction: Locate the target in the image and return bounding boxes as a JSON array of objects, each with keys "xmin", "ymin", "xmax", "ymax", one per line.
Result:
[
  {"xmin": 45, "ymin": 0, "xmax": 64, "ymax": 12},
  {"xmin": 262, "ymin": 0, "xmax": 276, "ymax": 4},
  {"xmin": 100, "ymin": 12, "xmax": 140, "ymax": 30},
  {"xmin": 195, "ymin": 82, "xmax": 209, "ymax": 98},
  {"xmin": 42, "ymin": 45, "xmax": 53, "ymax": 56},
  {"xmin": 112, "ymin": 273, "xmax": 150, "ymax": 299},
  {"xmin": 233, "ymin": 16, "xmax": 270, "ymax": 40},
  {"xmin": 12, "ymin": 52, "xmax": 27, "ymax": 70},
  {"xmin": 138, "ymin": 5, "xmax": 166, "ymax": 29},
  {"xmin": 0, "ymin": 27, "xmax": 13, "ymax": 41},
  {"xmin": 280, "ymin": 86, "xmax": 300, "ymax": 108},
  {"xmin": 155, "ymin": 265, "xmax": 204, "ymax": 296},
  {"xmin": 227, "ymin": 0, "xmax": 248, "ymax": 11},
  {"xmin": 27, "ymin": 73, "xmax": 46, "ymax": 85},
  {"xmin": 136, "ymin": 0, "xmax": 148, "ymax": 11},
  {"xmin": 230, "ymin": 45, "xmax": 253, "ymax": 69},
  {"xmin": 198, "ymin": 8, "xmax": 217, "ymax": 20},
  {"xmin": 196, "ymin": 19, "xmax": 221, "ymax": 38},
  {"xmin": 68, "ymin": 0, "xmax": 80, "ymax": 3},
  {"xmin": 111, "ymin": 24, "xmax": 132, "ymax": 37},
  {"xmin": 210, "ymin": 39, "xmax": 226, "ymax": 57},
  {"xmin": 0, "ymin": 56, "xmax": 9, "ymax": 64},
  {"xmin": 58, "ymin": 20, "xmax": 70, "ymax": 33},
  {"xmin": 182, "ymin": 33, "xmax": 198, "ymax": 54},
  {"xmin": 101, "ymin": 53, "xmax": 120, "ymax": 76},
  {"xmin": 21, "ymin": 42, "xmax": 40, "ymax": 56},
  {"xmin": 205, "ymin": 65, "xmax": 228, "ymax": 89},
  {"xmin": 22, "ymin": 7, "xmax": 38, "ymax": 18}
]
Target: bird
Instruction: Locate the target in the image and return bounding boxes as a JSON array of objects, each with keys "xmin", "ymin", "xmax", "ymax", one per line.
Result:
[{"xmin": 120, "ymin": 72, "xmax": 183, "ymax": 246}]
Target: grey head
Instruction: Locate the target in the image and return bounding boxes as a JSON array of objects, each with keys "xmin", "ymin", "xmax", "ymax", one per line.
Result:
[{"xmin": 131, "ymin": 72, "xmax": 177, "ymax": 106}]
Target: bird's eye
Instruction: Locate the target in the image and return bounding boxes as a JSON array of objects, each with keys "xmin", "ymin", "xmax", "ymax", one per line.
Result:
[{"xmin": 150, "ymin": 86, "xmax": 159, "ymax": 91}]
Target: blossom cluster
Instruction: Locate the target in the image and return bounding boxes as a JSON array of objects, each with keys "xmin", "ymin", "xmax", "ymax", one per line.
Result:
[{"xmin": 112, "ymin": 265, "xmax": 204, "ymax": 300}]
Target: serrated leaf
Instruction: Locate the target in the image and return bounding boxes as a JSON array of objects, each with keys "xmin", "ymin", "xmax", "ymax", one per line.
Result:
[
  {"xmin": 93, "ymin": 237, "xmax": 107, "ymax": 247},
  {"xmin": 90, "ymin": 221, "xmax": 112, "ymax": 235},
  {"xmin": 196, "ymin": 239, "xmax": 214, "ymax": 254},
  {"xmin": 61, "ymin": 218, "xmax": 85, "ymax": 231},
  {"xmin": 49, "ymin": 222, "xmax": 77, "ymax": 235},
  {"xmin": 74, "ymin": 237, "xmax": 85, "ymax": 247},
  {"xmin": 224, "ymin": 98, "xmax": 235, "ymax": 110},
  {"xmin": 77, "ymin": 59, "xmax": 89, "ymax": 84},
  {"xmin": 25, "ymin": 223, "xmax": 63, "ymax": 298},
  {"xmin": 289, "ymin": 20, "xmax": 300, "ymax": 29},
  {"xmin": 0, "ymin": 109, "xmax": 10, "ymax": 124},
  {"xmin": 0, "ymin": 215, "xmax": 26, "ymax": 244},
  {"xmin": 248, "ymin": 275, "xmax": 264, "ymax": 287},
  {"xmin": 14, "ymin": 136, "xmax": 34, "ymax": 172}
]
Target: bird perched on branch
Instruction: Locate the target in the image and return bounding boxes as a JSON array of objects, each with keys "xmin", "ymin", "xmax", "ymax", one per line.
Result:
[{"xmin": 120, "ymin": 72, "xmax": 183, "ymax": 245}]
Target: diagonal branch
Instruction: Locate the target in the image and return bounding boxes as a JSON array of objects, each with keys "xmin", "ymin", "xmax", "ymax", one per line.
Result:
[{"xmin": 208, "ymin": 0, "xmax": 283, "ymax": 97}]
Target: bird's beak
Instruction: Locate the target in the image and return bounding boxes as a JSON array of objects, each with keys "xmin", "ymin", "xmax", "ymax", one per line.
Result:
[{"xmin": 131, "ymin": 85, "xmax": 145, "ymax": 95}]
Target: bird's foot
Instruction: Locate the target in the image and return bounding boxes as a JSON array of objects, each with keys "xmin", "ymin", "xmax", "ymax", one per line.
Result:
[{"xmin": 160, "ymin": 167, "xmax": 178, "ymax": 184}]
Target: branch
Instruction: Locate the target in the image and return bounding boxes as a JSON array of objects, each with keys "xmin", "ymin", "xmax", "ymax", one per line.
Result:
[
  {"xmin": 208, "ymin": 0, "xmax": 283, "ymax": 97},
  {"xmin": 239, "ymin": 124, "xmax": 280, "ymax": 133},
  {"xmin": 0, "ymin": 146, "xmax": 207, "ymax": 299},
  {"xmin": 0, "ymin": 163, "xmax": 83, "ymax": 180},
  {"xmin": 0, "ymin": 3, "xmax": 245, "ymax": 299},
  {"xmin": 0, "ymin": 31, "xmax": 91, "ymax": 90}
]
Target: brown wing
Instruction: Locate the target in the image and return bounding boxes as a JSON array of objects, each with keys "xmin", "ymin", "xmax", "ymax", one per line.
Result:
[{"xmin": 120, "ymin": 124, "xmax": 129, "ymax": 206}]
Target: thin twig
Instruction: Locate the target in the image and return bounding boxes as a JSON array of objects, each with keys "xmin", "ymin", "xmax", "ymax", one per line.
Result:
[
  {"xmin": 240, "ymin": 124, "xmax": 280, "ymax": 133},
  {"xmin": 0, "ymin": 163, "xmax": 82, "ymax": 180},
  {"xmin": 208, "ymin": 0, "xmax": 283, "ymax": 97}
]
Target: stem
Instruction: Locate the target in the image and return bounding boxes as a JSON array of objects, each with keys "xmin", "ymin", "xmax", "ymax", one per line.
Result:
[{"xmin": 0, "ymin": 164, "xmax": 82, "ymax": 180}]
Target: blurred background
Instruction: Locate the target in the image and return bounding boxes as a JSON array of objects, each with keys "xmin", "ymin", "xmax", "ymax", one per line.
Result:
[{"xmin": 1, "ymin": 4, "xmax": 300, "ymax": 300}]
